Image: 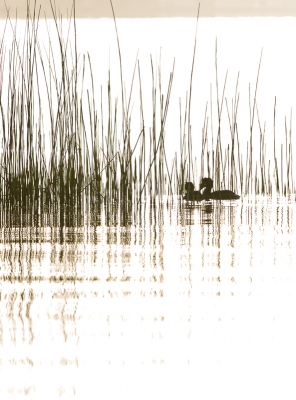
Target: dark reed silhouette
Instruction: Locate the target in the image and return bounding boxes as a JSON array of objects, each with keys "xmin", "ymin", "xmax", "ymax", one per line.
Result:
[
  {"xmin": 0, "ymin": 1, "xmax": 293, "ymax": 214},
  {"xmin": 183, "ymin": 178, "xmax": 240, "ymax": 201}
]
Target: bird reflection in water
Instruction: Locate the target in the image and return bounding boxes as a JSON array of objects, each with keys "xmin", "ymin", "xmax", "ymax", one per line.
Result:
[{"xmin": 200, "ymin": 203, "xmax": 214, "ymax": 225}]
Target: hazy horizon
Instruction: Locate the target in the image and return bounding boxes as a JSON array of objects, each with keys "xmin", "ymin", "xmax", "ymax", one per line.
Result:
[{"xmin": 1, "ymin": 0, "xmax": 296, "ymax": 19}]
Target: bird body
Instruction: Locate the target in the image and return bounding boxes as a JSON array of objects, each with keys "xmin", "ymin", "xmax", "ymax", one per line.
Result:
[{"xmin": 206, "ymin": 190, "xmax": 240, "ymax": 200}]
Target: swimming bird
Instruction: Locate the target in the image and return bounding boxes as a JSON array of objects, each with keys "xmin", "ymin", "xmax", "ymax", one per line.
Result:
[
  {"xmin": 183, "ymin": 181, "xmax": 203, "ymax": 201},
  {"xmin": 200, "ymin": 177, "xmax": 240, "ymax": 200},
  {"xmin": 183, "ymin": 178, "xmax": 240, "ymax": 201}
]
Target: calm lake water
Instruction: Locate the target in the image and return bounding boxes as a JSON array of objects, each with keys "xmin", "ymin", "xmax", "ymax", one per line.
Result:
[{"xmin": 0, "ymin": 196, "xmax": 296, "ymax": 399}]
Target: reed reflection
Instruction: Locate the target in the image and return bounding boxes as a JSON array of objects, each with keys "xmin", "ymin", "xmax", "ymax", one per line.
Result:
[{"xmin": 0, "ymin": 198, "xmax": 295, "ymax": 398}]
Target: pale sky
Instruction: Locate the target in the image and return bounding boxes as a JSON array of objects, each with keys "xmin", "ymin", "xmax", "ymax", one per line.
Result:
[{"xmin": 1, "ymin": 0, "xmax": 296, "ymax": 18}]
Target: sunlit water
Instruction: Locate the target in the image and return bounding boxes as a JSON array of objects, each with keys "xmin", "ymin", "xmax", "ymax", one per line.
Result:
[{"xmin": 0, "ymin": 196, "xmax": 296, "ymax": 400}]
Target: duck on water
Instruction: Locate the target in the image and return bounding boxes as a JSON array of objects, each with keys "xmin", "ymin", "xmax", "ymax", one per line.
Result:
[{"xmin": 183, "ymin": 178, "xmax": 240, "ymax": 202}]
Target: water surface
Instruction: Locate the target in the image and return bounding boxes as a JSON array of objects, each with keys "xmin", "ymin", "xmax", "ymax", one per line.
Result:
[{"xmin": 0, "ymin": 197, "xmax": 296, "ymax": 399}]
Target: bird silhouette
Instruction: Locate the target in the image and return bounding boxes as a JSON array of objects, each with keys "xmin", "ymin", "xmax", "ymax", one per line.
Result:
[{"xmin": 183, "ymin": 178, "xmax": 240, "ymax": 201}]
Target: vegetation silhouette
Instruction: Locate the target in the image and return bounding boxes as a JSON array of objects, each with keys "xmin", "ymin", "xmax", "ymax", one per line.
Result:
[{"xmin": 0, "ymin": 1, "xmax": 294, "ymax": 218}]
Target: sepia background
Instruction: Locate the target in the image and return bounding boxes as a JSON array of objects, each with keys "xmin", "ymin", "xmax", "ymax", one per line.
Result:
[
  {"xmin": 1, "ymin": 0, "xmax": 296, "ymax": 18},
  {"xmin": 1, "ymin": 1, "xmax": 296, "ymax": 400}
]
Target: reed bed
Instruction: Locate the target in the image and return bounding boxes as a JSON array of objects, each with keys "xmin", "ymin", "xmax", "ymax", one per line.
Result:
[{"xmin": 0, "ymin": 1, "xmax": 295, "ymax": 220}]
